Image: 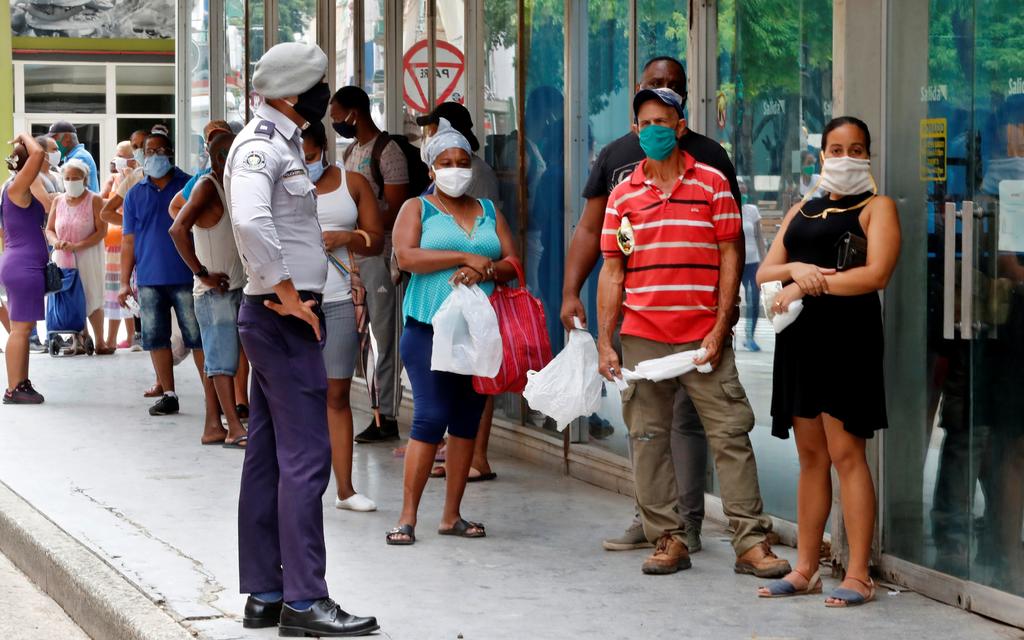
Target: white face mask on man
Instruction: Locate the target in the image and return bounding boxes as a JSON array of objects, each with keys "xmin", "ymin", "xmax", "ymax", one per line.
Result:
[
  {"xmin": 433, "ymin": 167, "xmax": 473, "ymax": 198},
  {"xmin": 65, "ymin": 179, "xmax": 86, "ymax": 198},
  {"xmin": 817, "ymin": 156, "xmax": 875, "ymax": 196}
]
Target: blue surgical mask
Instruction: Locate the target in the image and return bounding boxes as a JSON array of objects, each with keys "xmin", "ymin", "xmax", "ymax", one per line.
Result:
[
  {"xmin": 143, "ymin": 154, "xmax": 172, "ymax": 179},
  {"xmin": 306, "ymin": 154, "xmax": 326, "ymax": 183},
  {"xmin": 133, "ymin": 149, "xmax": 145, "ymax": 165}
]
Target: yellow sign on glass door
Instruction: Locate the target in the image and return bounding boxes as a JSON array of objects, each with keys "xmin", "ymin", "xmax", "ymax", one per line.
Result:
[{"xmin": 920, "ymin": 118, "xmax": 947, "ymax": 182}]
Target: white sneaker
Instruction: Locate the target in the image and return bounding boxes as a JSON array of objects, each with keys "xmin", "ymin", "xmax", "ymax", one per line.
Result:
[{"xmin": 335, "ymin": 494, "xmax": 377, "ymax": 512}]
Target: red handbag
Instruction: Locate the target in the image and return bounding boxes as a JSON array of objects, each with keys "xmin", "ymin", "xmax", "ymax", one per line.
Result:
[{"xmin": 473, "ymin": 257, "xmax": 553, "ymax": 395}]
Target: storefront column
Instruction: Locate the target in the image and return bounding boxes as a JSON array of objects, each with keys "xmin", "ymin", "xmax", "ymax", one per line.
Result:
[{"xmin": 832, "ymin": 0, "xmax": 887, "ymax": 568}]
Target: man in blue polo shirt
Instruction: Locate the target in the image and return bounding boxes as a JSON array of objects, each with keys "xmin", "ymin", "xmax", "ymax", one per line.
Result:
[
  {"xmin": 48, "ymin": 121, "xmax": 99, "ymax": 192},
  {"xmin": 118, "ymin": 134, "xmax": 224, "ymax": 443}
]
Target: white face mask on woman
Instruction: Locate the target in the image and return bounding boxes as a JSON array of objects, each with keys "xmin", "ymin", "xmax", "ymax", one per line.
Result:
[
  {"xmin": 65, "ymin": 179, "xmax": 86, "ymax": 198},
  {"xmin": 818, "ymin": 156, "xmax": 875, "ymax": 196},
  {"xmin": 433, "ymin": 167, "xmax": 473, "ymax": 198},
  {"xmin": 47, "ymin": 151, "xmax": 61, "ymax": 168}
]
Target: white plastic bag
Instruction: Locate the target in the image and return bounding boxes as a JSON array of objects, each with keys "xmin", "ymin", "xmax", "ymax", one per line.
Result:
[
  {"xmin": 170, "ymin": 309, "xmax": 188, "ymax": 366},
  {"xmin": 613, "ymin": 348, "xmax": 713, "ymax": 390},
  {"xmin": 430, "ymin": 283, "xmax": 502, "ymax": 377},
  {"xmin": 760, "ymin": 280, "xmax": 804, "ymax": 333},
  {"xmin": 523, "ymin": 324, "xmax": 604, "ymax": 431}
]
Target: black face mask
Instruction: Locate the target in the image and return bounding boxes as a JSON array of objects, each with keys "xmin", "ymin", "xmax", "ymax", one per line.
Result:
[
  {"xmin": 291, "ymin": 81, "xmax": 331, "ymax": 126},
  {"xmin": 332, "ymin": 120, "xmax": 357, "ymax": 139}
]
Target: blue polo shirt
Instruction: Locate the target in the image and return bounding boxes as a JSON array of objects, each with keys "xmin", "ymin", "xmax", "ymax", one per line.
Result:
[
  {"xmin": 66, "ymin": 144, "xmax": 100, "ymax": 192},
  {"xmin": 123, "ymin": 167, "xmax": 193, "ymax": 287}
]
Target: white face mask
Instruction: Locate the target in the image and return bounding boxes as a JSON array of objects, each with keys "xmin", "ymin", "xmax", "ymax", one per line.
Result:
[
  {"xmin": 113, "ymin": 157, "xmax": 129, "ymax": 172},
  {"xmin": 47, "ymin": 151, "xmax": 61, "ymax": 168},
  {"xmin": 818, "ymin": 156, "xmax": 875, "ymax": 196},
  {"xmin": 65, "ymin": 179, "xmax": 86, "ymax": 198},
  {"xmin": 433, "ymin": 167, "xmax": 473, "ymax": 198}
]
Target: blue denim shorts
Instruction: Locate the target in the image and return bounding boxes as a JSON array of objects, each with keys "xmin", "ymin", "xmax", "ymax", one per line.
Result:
[
  {"xmin": 139, "ymin": 284, "xmax": 203, "ymax": 351},
  {"xmin": 194, "ymin": 288, "xmax": 242, "ymax": 377}
]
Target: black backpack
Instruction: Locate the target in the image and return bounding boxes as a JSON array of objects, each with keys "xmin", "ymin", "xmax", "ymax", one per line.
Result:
[{"xmin": 343, "ymin": 131, "xmax": 430, "ymax": 199}]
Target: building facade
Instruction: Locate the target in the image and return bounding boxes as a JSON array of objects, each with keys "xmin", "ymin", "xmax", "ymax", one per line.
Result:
[{"xmin": 5, "ymin": 0, "xmax": 1022, "ymax": 627}]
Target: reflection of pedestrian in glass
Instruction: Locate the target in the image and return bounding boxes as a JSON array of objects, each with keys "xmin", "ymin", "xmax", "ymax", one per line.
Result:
[
  {"xmin": 739, "ymin": 178, "xmax": 766, "ymax": 351},
  {"xmin": 798, "ymin": 151, "xmax": 823, "ymax": 199},
  {"xmin": 757, "ymin": 117, "xmax": 900, "ymax": 606},
  {"xmin": 523, "ymin": 85, "xmax": 564, "ymax": 298}
]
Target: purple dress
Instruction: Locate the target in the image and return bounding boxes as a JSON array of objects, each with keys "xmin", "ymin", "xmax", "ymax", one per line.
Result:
[{"xmin": 0, "ymin": 188, "xmax": 48, "ymax": 322}]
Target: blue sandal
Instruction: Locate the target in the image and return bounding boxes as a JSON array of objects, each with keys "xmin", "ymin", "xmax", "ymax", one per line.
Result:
[
  {"xmin": 825, "ymin": 577, "xmax": 875, "ymax": 607},
  {"xmin": 758, "ymin": 569, "xmax": 822, "ymax": 598}
]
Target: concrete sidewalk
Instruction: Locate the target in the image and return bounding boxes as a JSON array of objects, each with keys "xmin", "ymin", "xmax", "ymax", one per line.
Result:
[{"xmin": 0, "ymin": 351, "xmax": 1019, "ymax": 639}]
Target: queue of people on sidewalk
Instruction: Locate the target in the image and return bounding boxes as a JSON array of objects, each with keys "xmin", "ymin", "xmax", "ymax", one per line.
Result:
[{"xmin": 1, "ymin": 41, "xmax": 899, "ymax": 634}]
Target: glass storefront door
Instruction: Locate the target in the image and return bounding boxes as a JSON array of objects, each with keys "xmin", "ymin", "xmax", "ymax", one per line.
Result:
[{"xmin": 885, "ymin": 0, "xmax": 1024, "ymax": 600}]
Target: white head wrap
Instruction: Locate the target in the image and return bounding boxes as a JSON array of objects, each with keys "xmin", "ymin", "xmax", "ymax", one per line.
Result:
[{"xmin": 422, "ymin": 118, "xmax": 472, "ymax": 168}]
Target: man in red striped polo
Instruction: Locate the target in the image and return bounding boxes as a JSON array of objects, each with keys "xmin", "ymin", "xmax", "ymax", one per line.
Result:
[{"xmin": 597, "ymin": 88, "xmax": 790, "ymax": 578}]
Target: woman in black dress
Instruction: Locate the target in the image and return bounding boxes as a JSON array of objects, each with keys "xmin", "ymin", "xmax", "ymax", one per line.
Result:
[{"xmin": 754, "ymin": 117, "xmax": 901, "ymax": 606}]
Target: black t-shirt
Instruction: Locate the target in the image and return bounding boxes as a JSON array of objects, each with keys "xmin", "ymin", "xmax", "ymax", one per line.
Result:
[{"xmin": 581, "ymin": 129, "xmax": 741, "ymax": 204}]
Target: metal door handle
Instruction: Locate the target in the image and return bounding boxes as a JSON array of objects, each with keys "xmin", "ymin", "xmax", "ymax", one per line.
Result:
[
  {"xmin": 961, "ymin": 201, "xmax": 975, "ymax": 339},
  {"xmin": 943, "ymin": 202, "xmax": 956, "ymax": 340}
]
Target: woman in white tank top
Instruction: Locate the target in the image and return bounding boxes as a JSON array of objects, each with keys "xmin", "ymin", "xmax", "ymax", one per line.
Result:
[{"xmin": 301, "ymin": 122, "xmax": 384, "ymax": 512}]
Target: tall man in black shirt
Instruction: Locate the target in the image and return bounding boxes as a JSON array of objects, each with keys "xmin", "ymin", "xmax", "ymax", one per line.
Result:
[{"xmin": 561, "ymin": 57, "xmax": 787, "ymax": 577}]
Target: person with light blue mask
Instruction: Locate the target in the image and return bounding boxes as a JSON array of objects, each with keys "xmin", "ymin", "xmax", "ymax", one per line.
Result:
[
  {"xmin": 117, "ymin": 133, "xmax": 209, "ymax": 423},
  {"xmin": 300, "ymin": 121, "xmax": 384, "ymax": 514}
]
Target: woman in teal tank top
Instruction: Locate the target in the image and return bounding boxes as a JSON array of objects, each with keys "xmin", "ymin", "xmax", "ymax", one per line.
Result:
[{"xmin": 386, "ymin": 119, "xmax": 519, "ymax": 545}]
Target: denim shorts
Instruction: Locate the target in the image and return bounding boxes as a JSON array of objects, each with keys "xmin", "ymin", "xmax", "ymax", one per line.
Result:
[
  {"xmin": 139, "ymin": 284, "xmax": 203, "ymax": 351},
  {"xmin": 194, "ymin": 288, "xmax": 242, "ymax": 377}
]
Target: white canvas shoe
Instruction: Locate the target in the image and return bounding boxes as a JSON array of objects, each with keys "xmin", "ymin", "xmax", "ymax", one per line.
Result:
[{"xmin": 335, "ymin": 494, "xmax": 377, "ymax": 512}]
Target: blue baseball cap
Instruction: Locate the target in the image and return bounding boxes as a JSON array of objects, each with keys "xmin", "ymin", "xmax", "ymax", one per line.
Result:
[{"xmin": 632, "ymin": 88, "xmax": 685, "ymax": 120}]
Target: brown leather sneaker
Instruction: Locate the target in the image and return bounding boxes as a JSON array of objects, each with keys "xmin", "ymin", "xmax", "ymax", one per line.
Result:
[
  {"xmin": 734, "ymin": 541, "xmax": 792, "ymax": 578},
  {"xmin": 641, "ymin": 534, "xmax": 692, "ymax": 575}
]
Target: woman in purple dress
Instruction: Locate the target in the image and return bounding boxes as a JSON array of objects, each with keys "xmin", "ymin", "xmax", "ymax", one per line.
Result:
[{"xmin": 1, "ymin": 133, "xmax": 48, "ymax": 404}]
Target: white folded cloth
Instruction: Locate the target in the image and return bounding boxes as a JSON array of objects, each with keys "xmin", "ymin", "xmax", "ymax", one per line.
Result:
[{"xmin": 613, "ymin": 348, "xmax": 713, "ymax": 390}]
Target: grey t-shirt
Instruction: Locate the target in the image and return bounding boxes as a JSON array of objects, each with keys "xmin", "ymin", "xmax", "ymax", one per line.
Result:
[{"xmin": 342, "ymin": 134, "xmax": 409, "ymax": 216}]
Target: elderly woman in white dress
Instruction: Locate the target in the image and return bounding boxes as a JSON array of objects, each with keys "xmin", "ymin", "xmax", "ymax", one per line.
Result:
[{"xmin": 44, "ymin": 159, "xmax": 112, "ymax": 354}]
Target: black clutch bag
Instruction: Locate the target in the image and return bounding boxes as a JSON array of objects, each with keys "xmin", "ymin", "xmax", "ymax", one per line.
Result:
[
  {"xmin": 836, "ymin": 232, "xmax": 867, "ymax": 271},
  {"xmin": 45, "ymin": 261, "xmax": 63, "ymax": 293}
]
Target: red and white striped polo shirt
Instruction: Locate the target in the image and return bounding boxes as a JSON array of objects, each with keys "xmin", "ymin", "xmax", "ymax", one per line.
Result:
[{"xmin": 601, "ymin": 153, "xmax": 741, "ymax": 344}]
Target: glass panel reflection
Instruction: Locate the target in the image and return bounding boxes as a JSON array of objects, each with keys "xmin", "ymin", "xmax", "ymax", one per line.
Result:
[{"xmin": 713, "ymin": 0, "xmax": 833, "ymax": 522}]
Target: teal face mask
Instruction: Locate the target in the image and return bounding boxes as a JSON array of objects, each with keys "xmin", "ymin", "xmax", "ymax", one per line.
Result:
[{"xmin": 638, "ymin": 125, "xmax": 678, "ymax": 161}]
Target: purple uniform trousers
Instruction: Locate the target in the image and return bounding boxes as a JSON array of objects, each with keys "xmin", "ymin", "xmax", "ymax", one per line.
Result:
[{"xmin": 236, "ymin": 297, "xmax": 331, "ymax": 602}]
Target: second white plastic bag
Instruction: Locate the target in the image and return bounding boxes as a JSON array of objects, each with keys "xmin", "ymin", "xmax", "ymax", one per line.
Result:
[
  {"xmin": 430, "ymin": 283, "xmax": 503, "ymax": 377},
  {"xmin": 523, "ymin": 324, "xmax": 604, "ymax": 431}
]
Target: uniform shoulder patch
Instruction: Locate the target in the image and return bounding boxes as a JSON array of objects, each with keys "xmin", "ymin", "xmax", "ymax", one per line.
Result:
[
  {"xmin": 254, "ymin": 120, "xmax": 276, "ymax": 137},
  {"xmin": 242, "ymin": 150, "xmax": 268, "ymax": 171}
]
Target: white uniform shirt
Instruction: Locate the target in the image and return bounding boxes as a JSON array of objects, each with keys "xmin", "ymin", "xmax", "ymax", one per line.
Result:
[{"xmin": 224, "ymin": 103, "xmax": 327, "ymax": 296}]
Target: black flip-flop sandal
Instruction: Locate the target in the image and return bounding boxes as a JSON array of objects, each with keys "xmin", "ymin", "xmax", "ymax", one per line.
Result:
[
  {"xmin": 386, "ymin": 524, "xmax": 416, "ymax": 545},
  {"xmin": 438, "ymin": 518, "xmax": 486, "ymax": 538},
  {"xmin": 467, "ymin": 471, "xmax": 497, "ymax": 483},
  {"xmin": 223, "ymin": 435, "xmax": 248, "ymax": 449}
]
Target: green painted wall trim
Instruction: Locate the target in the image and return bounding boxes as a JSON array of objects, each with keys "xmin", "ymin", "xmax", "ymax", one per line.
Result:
[
  {"xmin": 12, "ymin": 37, "xmax": 175, "ymax": 53},
  {"xmin": 1, "ymin": 9, "xmax": 12, "ymax": 182}
]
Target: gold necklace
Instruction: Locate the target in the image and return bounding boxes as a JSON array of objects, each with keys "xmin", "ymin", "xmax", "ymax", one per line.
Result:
[
  {"xmin": 799, "ymin": 194, "xmax": 875, "ymax": 220},
  {"xmin": 435, "ymin": 193, "xmax": 477, "ymax": 239}
]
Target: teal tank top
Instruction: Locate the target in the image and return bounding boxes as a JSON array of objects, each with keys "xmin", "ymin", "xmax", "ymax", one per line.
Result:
[{"xmin": 402, "ymin": 197, "xmax": 503, "ymax": 324}]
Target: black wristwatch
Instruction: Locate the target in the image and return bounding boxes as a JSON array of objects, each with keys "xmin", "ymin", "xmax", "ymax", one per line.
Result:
[{"xmin": 195, "ymin": 266, "xmax": 209, "ymax": 278}]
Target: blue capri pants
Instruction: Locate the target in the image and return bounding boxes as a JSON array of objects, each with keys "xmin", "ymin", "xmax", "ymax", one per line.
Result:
[{"xmin": 399, "ymin": 318, "xmax": 487, "ymax": 445}]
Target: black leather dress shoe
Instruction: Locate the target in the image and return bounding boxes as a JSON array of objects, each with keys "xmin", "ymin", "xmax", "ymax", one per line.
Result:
[
  {"xmin": 278, "ymin": 598, "xmax": 379, "ymax": 637},
  {"xmin": 242, "ymin": 595, "xmax": 284, "ymax": 629}
]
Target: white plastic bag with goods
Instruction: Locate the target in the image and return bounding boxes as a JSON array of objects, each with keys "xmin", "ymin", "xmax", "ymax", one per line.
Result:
[
  {"xmin": 430, "ymin": 283, "xmax": 503, "ymax": 377},
  {"xmin": 612, "ymin": 349, "xmax": 713, "ymax": 391},
  {"xmin": 523, "ymin": 321, "xmax": 604, "ymax": 431}
]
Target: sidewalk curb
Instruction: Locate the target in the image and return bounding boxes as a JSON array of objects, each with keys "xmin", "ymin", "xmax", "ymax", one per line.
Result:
[{"xmin": 0, "ymin": 480, "xmax": 196, "ymax": 640}]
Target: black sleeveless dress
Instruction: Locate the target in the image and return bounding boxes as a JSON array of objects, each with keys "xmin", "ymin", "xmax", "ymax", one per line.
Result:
[{"xmin": 770, "ymin": 191, "xmax": 888, "ymax": 439}]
